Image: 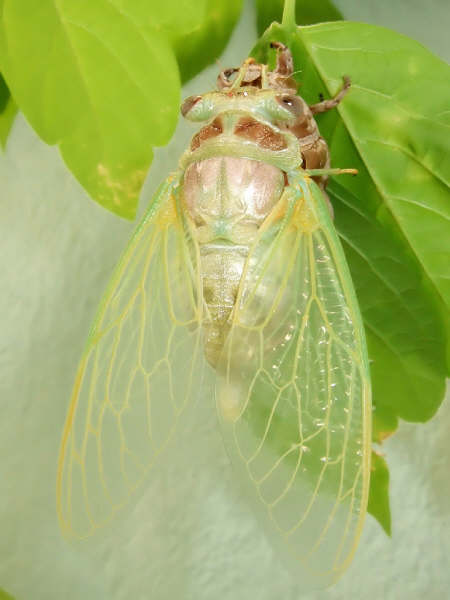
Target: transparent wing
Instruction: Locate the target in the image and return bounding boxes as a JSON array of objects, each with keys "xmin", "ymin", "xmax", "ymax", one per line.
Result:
[
  {"xmin": 217, "ymin": 176, "xmax": 371, "ymax": 588},
  {"xmin": 57, "ymin": 174, "xmax": 212, "ymax": 538}
]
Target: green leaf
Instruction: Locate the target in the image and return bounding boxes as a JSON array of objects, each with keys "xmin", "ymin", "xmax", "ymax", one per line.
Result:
[
  {"xmin": 368, "ymin": 451, "xmax": 391, "ymax": 535},
  {"xmin": 304, "ymin": 23, "xmax": 450, "ymax": 313},
  {"xmin": 98, "ymin": 1, "xmax": 243, "ymax": 85},
  {"xmin": 0, "ymin": 1, "xmax": 243, "ymax": 217},
  {"xmin": 0, "ymin": 71, "xmax": 9, "ymax": 111},
  {"xmin": 172, "ymin": 0, "xmax": 243, "ymax": 84},
  {"xmin": 253, "ymin": 22, "xmax": 448, "ymax": 421},
  {"xmin": 0, "ymin": 92, "xmax": 15, "ymax": 148},
  {"xmin": 371, "ymin": 402, "xmax": 398, "ymax": 445},
  {"xmin": 252, "ymin": 21, "xmax": 449, "ymax": 531},
  {"xmin": 0, "ymin": 0, "xmax": 182, "ymax": 218},
  {"xmin": 0, "ymin": 71, "xmax": 16, "ymax": 148},
  {"xmin": 256, "ymin": 0, "xmax": 343, "ymax": 36},
  {"xmin": 0, "ymin": 587, "xmax": 15, "ymax": 600},
  {"xmin": 329, "ymin": 179, "xmax": 446, "ymax": 425}
]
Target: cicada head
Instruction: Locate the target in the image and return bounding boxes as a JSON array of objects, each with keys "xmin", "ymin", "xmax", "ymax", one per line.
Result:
[
  {"xmin": 180, "ymin": 43, "xmax": 311, "ymax": 129},
  {"xmin": 180, "ymin": 42, "xmax": 342, "ymax": 187},
  {"xmin": 216, "ymin": 41, "xmax": 297, "ymax": 92},
  {"xmin": 181, "ymin": 43, "xmax": 330, "ymax": 168}
]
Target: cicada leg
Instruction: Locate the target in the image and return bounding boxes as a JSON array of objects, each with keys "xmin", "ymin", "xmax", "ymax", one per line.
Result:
[
  {"xmin": 309, "ymin": 76, "xmax": 351, "ymax": 114},
  {"xmin": 270, "ymin": 41, "xmax": 294, "ymax": 77}
]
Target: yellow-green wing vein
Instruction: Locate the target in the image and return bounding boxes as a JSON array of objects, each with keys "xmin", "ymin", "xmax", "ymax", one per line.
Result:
[
  {"xmin": 217, "ymin": 177, "xmax": 371, "ymax": 587},
  {"xmin": 57, "ymin": 175, "xmax": 211, "ymax": 539}
]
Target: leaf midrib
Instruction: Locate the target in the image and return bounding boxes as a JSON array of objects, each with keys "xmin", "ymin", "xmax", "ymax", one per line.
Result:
[{"xmin": 329, "ymin": 186, "xmax": 444, "ymax": 342}]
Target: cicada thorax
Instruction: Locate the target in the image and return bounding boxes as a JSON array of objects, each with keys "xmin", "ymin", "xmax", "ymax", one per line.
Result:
[
  {"xmin": 215, "ymin": 43, "xmax": 335, "ymax": 189},
  {"xmin": 179, "ymin": 43, "xmax": 348, "ymax": 366}
]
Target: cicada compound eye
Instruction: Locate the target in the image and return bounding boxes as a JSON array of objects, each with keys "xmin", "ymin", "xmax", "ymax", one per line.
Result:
[
  {"xmin": 180, "ymin": 95, "xmax": 202, "ymax": 117},
  {"xmin": 276, "ymin": 94, "xmax": 305, "ymax": 118}
]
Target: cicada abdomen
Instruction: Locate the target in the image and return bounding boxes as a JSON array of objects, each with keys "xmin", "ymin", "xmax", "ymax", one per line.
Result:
[{"xmin": 58, "ymin": 43, "xmax": 371, "ymax": 589}]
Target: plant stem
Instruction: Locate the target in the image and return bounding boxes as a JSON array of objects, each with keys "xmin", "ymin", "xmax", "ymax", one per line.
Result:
[{"xmin": 282, "ymin": 0, "xmax": 296, "ymax": 29}]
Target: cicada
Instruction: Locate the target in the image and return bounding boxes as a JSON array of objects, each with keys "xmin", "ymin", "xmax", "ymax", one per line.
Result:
[{"xmin": 57, "ymin": 43, "xmax": 371, "ymax": 588}]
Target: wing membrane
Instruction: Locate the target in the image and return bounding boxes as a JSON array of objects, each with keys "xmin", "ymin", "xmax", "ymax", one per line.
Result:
[
  {"xmin": 57, "ymin": 175, "xmax": 212, "ymax": 538},
  {"xmin": 217, "ymin": 178, "xmax": 371, "ymax": 587}
]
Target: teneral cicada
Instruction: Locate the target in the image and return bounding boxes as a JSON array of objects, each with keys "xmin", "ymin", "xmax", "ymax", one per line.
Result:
[{"xmin": 57, "ymin": 43, "xmax": 371, "ymax": 588}]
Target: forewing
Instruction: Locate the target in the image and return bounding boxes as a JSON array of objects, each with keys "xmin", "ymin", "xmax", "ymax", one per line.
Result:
[
  {"xmin": 217, "ymin": 178, "xmax": 371, "ymax": 587},
  {"xmin": 57, "ymin": 175, "xmax": 212, "ymax": 538}
]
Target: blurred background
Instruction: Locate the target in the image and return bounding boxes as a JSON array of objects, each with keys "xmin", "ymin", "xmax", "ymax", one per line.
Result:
[{"xmin": 0, "ymin": 1, "xmax": 449, "ymax": 598}]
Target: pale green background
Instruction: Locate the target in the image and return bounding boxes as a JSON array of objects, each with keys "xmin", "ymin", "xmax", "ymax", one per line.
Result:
[{"xmin": 1, "ymin": 1, "xmax": 449, "ymax": 599}]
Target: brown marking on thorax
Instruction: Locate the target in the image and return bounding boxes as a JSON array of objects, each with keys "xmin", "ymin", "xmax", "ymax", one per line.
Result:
[
  {"xmin": 234, "ymin": 116, "xmax": 287, "ymax": 151},
  {"xmin": 191, "ymin": 117, "xmax": 223, "ymax": 151}
]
